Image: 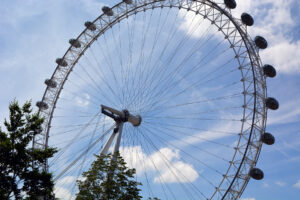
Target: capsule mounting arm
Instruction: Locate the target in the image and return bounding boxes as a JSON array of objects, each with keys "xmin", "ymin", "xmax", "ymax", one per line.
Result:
[{"xmin": 101, "ymin": 105, "xmax": 142, "ymax": 126}]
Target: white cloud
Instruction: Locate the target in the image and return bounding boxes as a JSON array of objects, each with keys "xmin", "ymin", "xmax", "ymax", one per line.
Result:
[
  {"xmin": 261, "ymin": 40, "xmax": 300, "ymax": 74},
  {"xmin": 238, "ymin": 0, "xmax": 299, "ymax": 74},
  {"xmin": 262, "ymin": 182, "xmax": 270, "ymax": 188},
  {"xmin": 178, "ymin": 10, "xmax": 216, "ymax": 39},
  {"xmin": 275, "ymin": 181, "xmax": 287, "ymax": 187},
  {"xmin": 267, "ymin": 99, "xmax": 300, "ymax": 125},
  {"xmin": 54, "ymin": 187, "xmax": 73, "ymax": 200},
  {"xmin": 179, "ymin": 0, "xmax": 300, "ymax": 74},
  {"xmin": 120, "ymin": 146, "xmax": 199, "ymax": 183},
  {"xmin": 172, "ymin": 120, "xmax": 240, "ymax": 147},
  {"xmin": 78, "ymin": 0, "xmax": 106, "ymax": 16},
  {"xmin": 293, "ymin": 180, "xmax": 300, "ymax": 188},
  {"xmin": 75, "ymin": 93, "xmax": 90, "ymax": 107},
  {"xmin": 241, "ymin": 198, "xmax": 256, "ymax": 200},
  {"xmin": 154, "ymin": 160, "xmax": 199, "ymax": 183},
  {"xmin": 56, "ymin": 176, "xmax": 76, "ymax": 185}
]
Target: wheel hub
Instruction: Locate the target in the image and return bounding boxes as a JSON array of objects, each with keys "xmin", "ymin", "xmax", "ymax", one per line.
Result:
[{"xmin": 101, "ymin": 104, "xmax": 142, "ymax": 127}]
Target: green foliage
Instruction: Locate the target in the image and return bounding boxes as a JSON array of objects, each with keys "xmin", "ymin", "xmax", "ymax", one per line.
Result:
[
  {"xmin": 0, "ymin": 100, "xmax": 57, "ymax": 200},
  {"xmin": 76, "ymin": 153, "xmax": 142, "ymax": 200}
]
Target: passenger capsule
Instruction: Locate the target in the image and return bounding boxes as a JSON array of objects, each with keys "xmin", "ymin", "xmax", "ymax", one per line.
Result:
[
  {"xmin": 45, "ymin": 79, "xmax": 57, "ymax": 88},
  {"xmin": 224, "ymin": 0, "xmax": 237, "ymax": 9},
  {"xmin": 84, "ymin": 21, "xmax": 96, "ymax": 31},
  {"xmin": 69, "ymin": 39, "xmax": 81, "ymax": 48},
  {"xmin": 261, "ymin": 132, "xmax": 275, "ymax": 145},
  {"xmin": 255, "ymin": 36, "xmax": 268, "ymax": 49},
  {"xmin": 123, "ymin": 0, "xmax": 132, "ymax": 4},
  {"xmin": 241, "ymin": 13, "xmax": 254, "ymax": 26},
  {"xmin": 265, "ymin": 97, "xmax": 279, "ymax": 110},
  {"xmin": 263, "ymin": 64, "xmax": 277, "ymax": 78},
  {"xmin": 56, "ymin": 58, "xmax": 68, "ymax": 67},
  {"xmin": 249, "ymin": 168, "xmax": 264, "ymax": 180},
  {"xmin": 102, "ymin": 6, "xmax": 114, "ymax": 16},
  {"xmin": 36, "ymin": 101, "xmax": 49, "ymax": 110}
]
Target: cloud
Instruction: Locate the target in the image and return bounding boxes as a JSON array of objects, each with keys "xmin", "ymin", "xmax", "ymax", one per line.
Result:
[
  {"xmin": 154, "ymin": 160, "xmax": 199, "ymax": 183},
  {"xmin": 54, "ymin": 187, "xmax": 73, "ymax": 200},
  {"xmin": 267, "ymin": 99, "xmax": 300, "ymax": 125},
  {"xmin": 75, "ymin": 93, "xmax": 90, "ymax": 107},
  {"xmin": 238, "ymin": 0, "xmax": 299, "ymax": 74},
  {"xmin": 261, "ymin": 40, "xmax": 300, "ymax": 74},
  {"xmin": 56, "ymin": 176, "xmax": 76, "ymax": 185},
  {"xmin": 293, "ymin": 180, "xmax": 300, "ymax": 188},
  {"xmin": 179, "ymin": 0, "xmax": 300, "ymax": 74},
  {"xmin": 275, "ymin": 181, "xmax": 287, "ymax": 187},
  {"xmin": 262, "ymin": 182, "xmax": 270, "ymax": 188},
  {"xmin": 78, "ymin": 0, "xmax": 106, "ymax": 16},
  {"xmin": 172, "ymin": 120, "xmax": 240, "ymax": 147},
  {"xmin": 178, "ymin": 10, "xmax": 216, "ymax": 39},
  {"xmin": 120, "ymin": 146, "xmax": 199, "ymax": 183},
  {"xmin": 241, "ymin": 198, "xmax": 255, "ymax": 200}
]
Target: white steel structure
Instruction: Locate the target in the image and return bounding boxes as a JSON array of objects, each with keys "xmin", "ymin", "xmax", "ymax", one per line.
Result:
[{"xmin": 34, "ymin": 0, "xmax": 278, "ymax": 199}]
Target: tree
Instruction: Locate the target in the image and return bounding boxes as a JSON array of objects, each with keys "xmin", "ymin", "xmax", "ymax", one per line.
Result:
[
  {"xmin": 0, "ymin": 100, "xmax": 57, "ymax": 200},
  {"xmin": 76, "ymin": 153, "xmax": 142, "ymax": 200}
]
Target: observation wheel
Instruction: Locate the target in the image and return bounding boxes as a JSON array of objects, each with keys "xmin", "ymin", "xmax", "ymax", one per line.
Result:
[{"xmin": 34, "ymin": 0, "xmax": 279, "ymax": 199}]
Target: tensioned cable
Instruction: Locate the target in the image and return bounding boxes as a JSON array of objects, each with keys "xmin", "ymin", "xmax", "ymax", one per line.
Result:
[
  {"xmin": 49, "ymin": 119, "xmax": 112, "ymax": 136},
  {"xmin": 143, "ymin": 92, "xmax": 242, "ymax": 115},
  {"xmin": 140, "ymin": 125, "xmax": 220, "ymax": 199},
  {"xmin": 49, "ymin": 111, "xmax": 101, "ymax": 166},
  {"xmin": 145, "ymin": 105, "xmax": 241, "ymax": 119},
  {"xmin": 134, "ymin": 8, "xmax": 174, "ymax": 102},
  {"xmin": 140, "ymin": 12, "xmax": 219, "ymax": 105},
  {"xmin": 69, "ymin": 114, "xmax": 103, "ymax": 198},
  {"xmin": 54, "ymin": 124, "xmax": 114, "ymax": 181},
  {"xmin": 141, "ymin": 42, "xmax": 234, "ymax": 113},
  {"xmin": 80, "ymin": 49, "xmax": 121, "ymax": 107},
  {"xmin": 141, "ymin": 121, "xmax": 235, "ymax": 148},
  {"xmin": 143, "ymin": 123, "xmax": 231, "ymax": 162},
  {"xmin": 128, "ymin": 9, "xmax": 155, "ymax": 105},
  {"xmin": 141, "ymin": 125, "xmax": 224, "ymax": 176},
  {"xmin": 144, "ymin": 24, "xmax": 222, "ymax": 103},
  {"xmin": 141, "ymin": 120, "xmax": 238, "ymax": 135},
  {"xmin": 138, "ymin": 128, "xmax": 207, "ymax": 200},
  {"xmin": 132, "ymin": 128, "xmax": 155, "ymax": 199},
  {"xmin": 136, "ymin": 128, "xmax": 178, "ymax": 200},
  {"xmin": 130, "ymin": 9, "xmax": 189, "ymax": 107}
]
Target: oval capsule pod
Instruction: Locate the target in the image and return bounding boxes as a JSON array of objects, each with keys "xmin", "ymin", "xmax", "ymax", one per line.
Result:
[
  {"xmin": 263, "ymin": 64, "xmax": 277, "ymax": 78},
  {"xmin": 249, "ymin": 168, "xmax": 264, "ymax": 180},
  {"xmin": 241, "ymin": 13, "xmax": 254, "ymax": 26},
  {"xmin": 224, "ymin": 0, "xmax": 237, "ymax": 9},
  {"xmin": 56, "ymin": 58, "xmax": 68, "ymax": 67},
  {"xmin": 102, "ymin": 6, "xmax": 114, "ymax": 16},
  {"xmin": 45, "ymin": 79, "xmax": 57, "ymax": 88},
  {"xmin": 84, "ymin": 21, "xmax": 96, "ymax": 31},
  {"xmin": 36, "ymin": 101, "xmax": 49, "ymax": 110},
  {"xmin": 255, "ymin": 36, "xmax": 268, "ymax": 49},
  {"xmin": 261, "ymin": 132, "xmax": 275, "ymax": 145},
  {"xmin": 69, "ymin": 39, "xmax": 81, "ymax": 48},
  {"xmin": 123, "ymin": 0, "xmax": 132, "ymax": 4},
  {"xmin": 266, "ymin": 97, "xmax": 279, "ymax": 110}
]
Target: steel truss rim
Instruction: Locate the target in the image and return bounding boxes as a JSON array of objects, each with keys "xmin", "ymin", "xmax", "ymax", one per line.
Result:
[{"xmin": 34, "ymin": 0, "xmax": 267, "ymax": 199}]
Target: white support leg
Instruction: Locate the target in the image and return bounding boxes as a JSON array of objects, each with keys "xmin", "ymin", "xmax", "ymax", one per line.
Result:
[
  {"xmin": 100, "ymin": 128, "xmax": 117, "ymax": 155},
  {"xmin": 112, "ymin": 123, "xmax": 124, "ymax": 160}
]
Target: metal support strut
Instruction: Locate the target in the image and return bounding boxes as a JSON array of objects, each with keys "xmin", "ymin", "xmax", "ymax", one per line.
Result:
[{"xmin": 100, "ymin": 105, "xmax": 141, "ymax": 157}]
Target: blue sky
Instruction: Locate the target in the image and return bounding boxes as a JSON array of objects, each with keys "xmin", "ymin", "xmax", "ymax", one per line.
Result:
[{"xmin": 1, "ymin": 0, "xmax": 300, "ymax": 199}]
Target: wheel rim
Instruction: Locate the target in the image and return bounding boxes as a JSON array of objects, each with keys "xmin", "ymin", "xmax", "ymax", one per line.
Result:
[{"xmin": 34, "ymin": 1, "xmax": 267, "ymax": 199}]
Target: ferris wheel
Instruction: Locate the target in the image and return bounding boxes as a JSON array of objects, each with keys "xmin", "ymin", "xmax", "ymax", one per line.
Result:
[{"xmin": 34, "ymin": 0, "xmax": 279, "ymax": 199}]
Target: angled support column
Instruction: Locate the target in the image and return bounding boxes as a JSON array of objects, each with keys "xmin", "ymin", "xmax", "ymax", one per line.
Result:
[{"xmin": 100, "ymin": 105, "xmax": 141, "ymax": 157}]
